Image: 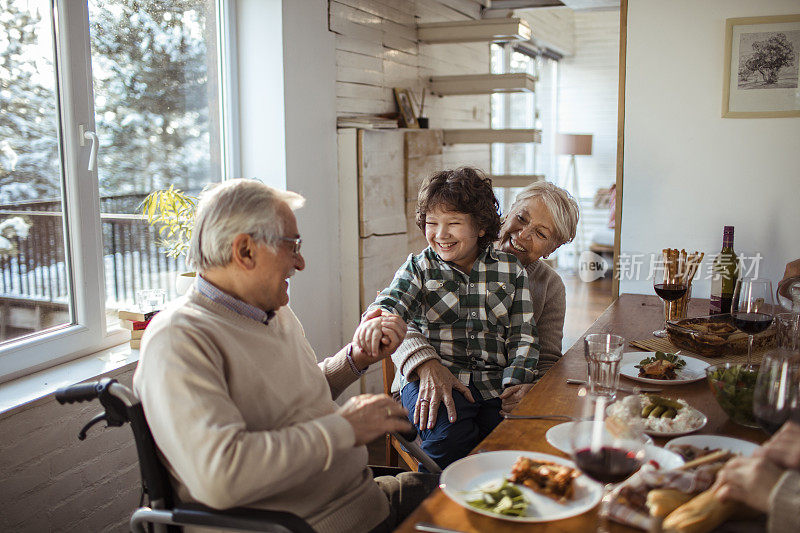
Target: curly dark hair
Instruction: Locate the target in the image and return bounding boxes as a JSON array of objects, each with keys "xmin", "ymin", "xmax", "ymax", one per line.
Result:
[{"xmin": 415, "ymin": 167, "xmax": 501, "ymax": 250}]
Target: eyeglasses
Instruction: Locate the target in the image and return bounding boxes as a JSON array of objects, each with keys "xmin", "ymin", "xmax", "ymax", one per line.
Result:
[{"xmin": 278, "ymin": 236, "xmax": 302, "ymax": 255}]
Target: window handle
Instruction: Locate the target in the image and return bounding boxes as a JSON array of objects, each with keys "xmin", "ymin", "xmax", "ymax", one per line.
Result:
[{"xmin": 79, "ymin": 124, "xmax": 98, "ymax": 172}]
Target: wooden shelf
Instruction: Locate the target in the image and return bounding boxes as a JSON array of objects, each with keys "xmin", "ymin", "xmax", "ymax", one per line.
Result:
[
  {"xmin": 417, "ymin": 18, "xmax": 531, "ymax": 44},
  {"xmin": 488, "ymin": 174, "xmax": 545, "ymax": 188},
  {"xmin": 429, "ymin": 73, "xmax": 536, "ymax": 96},
  {"xmin": 442, "ymin": 129, "xmax": 542, "ymax": 145}
]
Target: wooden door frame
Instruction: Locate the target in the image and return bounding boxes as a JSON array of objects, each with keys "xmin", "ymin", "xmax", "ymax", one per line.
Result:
[{"xmin": 612, "ymin": 0, "xmax": 628, "ymax": 298}]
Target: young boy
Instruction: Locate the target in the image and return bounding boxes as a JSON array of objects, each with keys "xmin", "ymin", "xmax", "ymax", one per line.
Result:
[{"xmin": 355, "ymin": 167, "xmax": 539, "ymax": 468}]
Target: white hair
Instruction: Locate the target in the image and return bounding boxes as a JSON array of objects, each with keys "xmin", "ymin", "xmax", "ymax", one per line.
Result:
[
  {"xmin": 187, "ymin": 179, "xmax": 305, "ymax": 271},
  {"xmin": 511, "ymin": 181, "xmax": 579, "ymax": 247}
]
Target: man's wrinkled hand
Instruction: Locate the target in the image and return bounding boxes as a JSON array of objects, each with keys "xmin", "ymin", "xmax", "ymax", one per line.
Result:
[{"xmin": 338, "ymin": 394, "xmax": 412, "ymax": 446}]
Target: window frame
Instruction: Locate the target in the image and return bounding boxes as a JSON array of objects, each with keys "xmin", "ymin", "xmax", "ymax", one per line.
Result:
[{"xmin": 0, "ymin": 0, "xmax": 234, "ymax": 383}]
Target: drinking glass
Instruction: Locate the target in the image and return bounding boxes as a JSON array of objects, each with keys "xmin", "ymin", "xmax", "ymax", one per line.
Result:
[
  {"xmin": 775, "ymin": 313, "xmax": 800, "ymax": 353},
  {"xmin": 732, "ymin": 278, "xmax": 775, "ymax": 368},
  {"xmin": 584, "ymin": 334, "xmax": 626, "ymax": 400},
  {"xmin": 570, "ymin": 390, "xmax": 646, "ymax": 532},
  {"xmin": 652, "ymin": 253, "xmax": 688, "ymax": 338},
  {"xmin": 753, "ymin": 349, "xmax": 800, "ymax": 435}
]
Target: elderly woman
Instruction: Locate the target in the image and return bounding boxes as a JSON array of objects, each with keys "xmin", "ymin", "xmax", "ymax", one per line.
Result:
[{"xmin": 391, "ymin": 181, "xmax": 579, "ymax": 431}]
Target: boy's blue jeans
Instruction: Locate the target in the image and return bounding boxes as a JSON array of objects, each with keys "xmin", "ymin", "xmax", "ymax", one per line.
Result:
[{"xmin": 400, "ymin": 380, "xmax": 502, "ymax": 471}]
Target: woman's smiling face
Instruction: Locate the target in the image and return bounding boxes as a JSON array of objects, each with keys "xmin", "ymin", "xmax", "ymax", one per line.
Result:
[{"xmin": 497, "ymin": 197, "xmax": 557, "ymax": 266}]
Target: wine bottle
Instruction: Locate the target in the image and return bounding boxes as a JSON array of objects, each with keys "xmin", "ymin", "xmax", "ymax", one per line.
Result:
[{"xmin": 709, "ymin": 226, "xmax": 739, "ymax": 315}]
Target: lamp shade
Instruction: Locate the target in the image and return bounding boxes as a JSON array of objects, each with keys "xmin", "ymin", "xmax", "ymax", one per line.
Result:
[{"xmin": 556, "ymin": 133, "xmax": 593, "ymax": 156}]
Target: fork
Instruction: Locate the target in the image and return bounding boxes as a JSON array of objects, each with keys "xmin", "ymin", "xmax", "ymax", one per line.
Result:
[{"xmin": 502, "ymin": 413, "xmax": 576, "ymax": 421}]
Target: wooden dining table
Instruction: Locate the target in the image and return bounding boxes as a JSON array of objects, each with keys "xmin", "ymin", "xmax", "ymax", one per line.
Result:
[{"xmin": 394, "ymin": 293, "xmax": 768, "ymax": 533}]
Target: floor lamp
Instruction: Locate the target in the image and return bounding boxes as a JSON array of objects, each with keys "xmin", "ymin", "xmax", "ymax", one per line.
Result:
[{"xmin": 556, "ymin": 133, "xmax": 592, "ymax": 270}]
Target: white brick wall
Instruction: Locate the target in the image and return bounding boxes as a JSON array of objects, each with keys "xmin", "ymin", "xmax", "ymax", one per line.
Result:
[{"xmin": 0, "ymin": 366, "xmax": 139, "ymax": 532}]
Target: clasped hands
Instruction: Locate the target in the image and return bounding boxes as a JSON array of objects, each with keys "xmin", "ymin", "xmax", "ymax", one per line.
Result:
[
  {"xmin": 340, "ymin": 310, "xmax": 412, "ymax": 445},
  {"xmin": 350, "ymin": 308, "xmax": 407, "ymax": 368}
]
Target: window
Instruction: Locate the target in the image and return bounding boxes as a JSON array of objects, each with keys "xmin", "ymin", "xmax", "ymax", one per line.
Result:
[
  {"xmin": 0, "ymin": 0, "xmax": 233, "ymax": 382},
  {"xmin": 490, "ymin": 43, "xmax": 560, "ymax": 212}
]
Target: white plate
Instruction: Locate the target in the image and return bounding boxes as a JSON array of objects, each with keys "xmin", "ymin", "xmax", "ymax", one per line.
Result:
[
  {"xmin": 665, "ymin": 435, "xmax": 760, "ymax": 457},
  {"xmin": 546, "ymin": 421, "xmax": 654, "ymax": 453},
  {"xmin": 545, "ymin": 422, "xmax": 681, "ymax": 470},
  {"xmin": 620, "ymin": 351, "xmax": 709, "ymax": 385},
  {"xmin": 642, "ymin": 411, "xmax": 707, "ymax": 437},
  {"xmin": 439, "ymin": 451, "xmax": 603, "ymax": 522},
  {"xmin": 606, "ymin": 396, "xmax": 708, "ymax": 437}
]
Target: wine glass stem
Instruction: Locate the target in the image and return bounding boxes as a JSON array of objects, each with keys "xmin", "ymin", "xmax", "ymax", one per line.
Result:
[
  {"xmin": 597, "ymin": 482, "xmax": 614, "ymax": 533},
  {"xmin": 747, "ymin": 334, "xmax": 754, "ymax": 368}
]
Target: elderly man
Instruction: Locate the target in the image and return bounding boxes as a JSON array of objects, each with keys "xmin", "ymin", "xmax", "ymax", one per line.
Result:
[{"xmin": 134, "ymin": 179, "xmax": 432, "ymax": 533}]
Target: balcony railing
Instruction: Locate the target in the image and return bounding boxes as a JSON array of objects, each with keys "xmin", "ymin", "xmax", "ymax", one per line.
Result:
[{"xmin": 0, "ymin": 193, "xmax": 189, "ymax": 308}]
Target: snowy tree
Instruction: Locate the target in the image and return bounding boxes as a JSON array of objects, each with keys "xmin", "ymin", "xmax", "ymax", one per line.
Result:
[
  {"xmin": 0, "ymin": 2, "xmax": 60, "ymax": 204},
  {"xmin": 89, "ymin": 0, "xmax": 219, "ymax": 201}
]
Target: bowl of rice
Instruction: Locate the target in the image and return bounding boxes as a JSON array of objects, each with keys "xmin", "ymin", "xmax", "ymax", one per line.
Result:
[{"xmin": 607, "ymin": 394, "xmax": 707, "ymax": 437}]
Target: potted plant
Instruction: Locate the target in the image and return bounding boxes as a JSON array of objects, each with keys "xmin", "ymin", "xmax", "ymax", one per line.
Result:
[{"xmin": 139, "ymin": 186, "xmax": 198, "ymax": 295}]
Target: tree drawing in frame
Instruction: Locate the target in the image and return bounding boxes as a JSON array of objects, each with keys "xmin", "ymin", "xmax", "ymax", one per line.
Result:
[
  {"xmin": 393, "ymin": 88, "xmax": 418, "ymax": 128},
  {"xmin": 723, "ymin": 15, "xmax": 800, "ymax": 118},
  {"xmin": 737, "ymin": 30, "xmax": 800, "ymax": 89}
]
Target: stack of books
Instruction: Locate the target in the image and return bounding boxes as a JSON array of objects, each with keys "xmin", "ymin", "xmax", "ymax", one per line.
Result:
[{"xmin": 118, "ymin": 308, "xmax": 161, "ymax": 349}]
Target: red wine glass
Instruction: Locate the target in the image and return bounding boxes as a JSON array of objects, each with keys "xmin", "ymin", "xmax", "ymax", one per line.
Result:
[
  {"xmin": 753, "ymin": 349, "xmax": 800, "ymax": 435},
  {"xmin": 732, "ymin": 278, "xmax": 775, "ymax": 369},
  {"xmin": 653, "ymin": 253, "xmax": 688, "ymax": 338},
  {"xmin": 570, "ymin": 389, "xmax": 646, "ymax": 532}
]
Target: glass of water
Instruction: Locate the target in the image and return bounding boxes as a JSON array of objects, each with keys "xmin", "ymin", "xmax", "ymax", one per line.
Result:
[
  {"xmin": 584, "ymin": 334, "xmax": 626, "ymax": 400},
  {"xmin": 136, "ymin": 288, "xmax": 166, "ymax": 312}
]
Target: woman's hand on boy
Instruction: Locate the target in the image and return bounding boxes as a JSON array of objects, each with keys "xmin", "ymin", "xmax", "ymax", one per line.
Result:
[{"xmin": 415, "ymin": 360, "xmax": 474, "ymax": 430}]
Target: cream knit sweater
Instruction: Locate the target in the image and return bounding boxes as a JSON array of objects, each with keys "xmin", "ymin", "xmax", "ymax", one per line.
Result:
[
  {"xmin": 391, "ymin": 259, "xmax": 566, "ymax": 391},
  {"xmin": 133, "ymin": 287, "xmax": 389, "ymax": 533}
]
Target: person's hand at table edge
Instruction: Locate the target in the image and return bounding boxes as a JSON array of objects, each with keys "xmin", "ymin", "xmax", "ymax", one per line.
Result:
[{"xmin": 499, "ymin": 383, "xmax": 535, "ymax": 416}]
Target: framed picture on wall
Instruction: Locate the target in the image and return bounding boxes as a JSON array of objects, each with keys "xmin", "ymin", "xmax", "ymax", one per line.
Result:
[
  {"xmin": 393, "ymin": 88, "xmax": 418, "ymax": 128},
  {"xmin": 722, "ymin": 14, "xmax": 800, "ymax": 118}
]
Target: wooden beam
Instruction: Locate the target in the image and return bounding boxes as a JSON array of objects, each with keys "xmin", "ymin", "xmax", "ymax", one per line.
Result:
[
  {"xmin": 612, "ymin": 0, "xmax": 627, "ymax": 299},
  {"xmin": 488, "ymin": 174, "xmax": 545, "ymax": 188},
  {"xmin": 442, "ymin": 128, "xmax": 542, "ymax": 145},
  {"xmin": 429, "ymin": 73, "xmax": 537, "ymax": 96},
  {"xmin": 417, "ymin": 18, "xmax": 531, "ymax": 44}
]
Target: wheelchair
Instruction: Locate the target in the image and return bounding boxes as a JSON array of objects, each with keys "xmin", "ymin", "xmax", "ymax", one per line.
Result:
[{"xmin": 56, "ymin": 377, "xmax": 438, "ymax": 533}]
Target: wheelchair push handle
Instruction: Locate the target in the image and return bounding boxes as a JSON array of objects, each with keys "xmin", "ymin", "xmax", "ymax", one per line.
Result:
[{"xmin": 56, "ymin": 380, "xmax": 105, "ymax": 404}]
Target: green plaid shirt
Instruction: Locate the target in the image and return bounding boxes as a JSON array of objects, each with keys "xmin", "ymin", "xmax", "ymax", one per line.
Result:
[{"xmin": 370, "ymin": 246, "xmax": 539, "ymax": 400}]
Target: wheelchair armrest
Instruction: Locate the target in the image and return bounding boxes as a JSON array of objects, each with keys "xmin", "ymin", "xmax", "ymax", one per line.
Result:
[{"xmin": 173, "ymin": 503, "xmax": 316, "ymax": 533}]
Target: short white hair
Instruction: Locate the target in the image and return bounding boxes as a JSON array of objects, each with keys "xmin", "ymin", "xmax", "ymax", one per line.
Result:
[
  {"xmin": 187, "ymin": 179, "xmax": 305, "ymax": 271},
  {"xmin": 511, "ymin": 181, "xmax": 579, "ymax": 247}
]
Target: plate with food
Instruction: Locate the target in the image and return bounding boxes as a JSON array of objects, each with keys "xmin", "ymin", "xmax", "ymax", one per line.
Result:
[
  {"xmin": 665, "ymin": 435, "xmax": 759, "ymax": 459},
  {"xmin": 439, "ymin": 451, "xmax": 603, "ymax": 522},
  {"xmin": 607, "ymin": 394, "xmax": 707, "ymax": 437},
  {"xmin": 607, "ymin": 444, "xmax": 751, "ymax": 531},
  {"xmin": 620, "ymin": 351, "xmax": 709, "ymax": 385}
]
